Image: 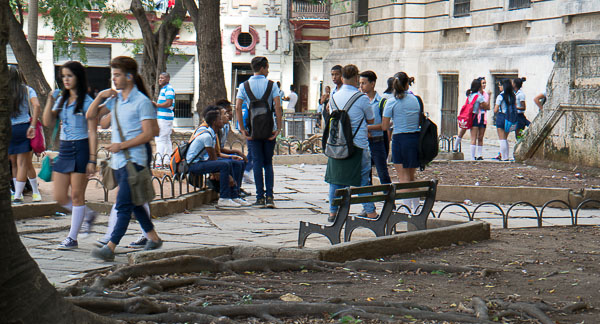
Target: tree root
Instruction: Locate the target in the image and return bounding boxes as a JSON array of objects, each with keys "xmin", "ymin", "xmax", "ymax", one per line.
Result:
[
  {"xmin": 112, "ymin": 312, "xmax": 236, "ymax": 324},
  {"xmin": 562, "ymin": 302, "xmax": 589, "ymax": 313},
  {"xmin": 342, "ymin": 259, "xmax": 487, "ymax": 274},
  {"xmin": 492, "ymin": 300, "xmax": 554, "ymax": 324},
  {"xmin": 471, "ymin": 296, "xmax": 489, "ymax": 320},
  {"xmin": 66, "ymin": 296, "xmax": 168, "ymax": 314}
]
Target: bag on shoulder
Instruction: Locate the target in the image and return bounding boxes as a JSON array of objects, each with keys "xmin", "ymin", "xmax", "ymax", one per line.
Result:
[
  {"xmin": 169, "ymin": 127, "xmax": 210, "ymax": 175},
  {"xmin": 503, "ymin": 95, "xmax": 518, "ymax": 133},
  {"xmin": 321, "ymin": 92, "xmax": 364, "ymax": 160},
  {"xmin": 244, "ymin": 80, "xmax": 274, "ymax": 141},
  {"xmin": 416, "ymin": 95, "xmax": 439, "ymax": 171},
  {"xmin": 457, "ymin": 94, "xmax": 478, "ymax": 130}
]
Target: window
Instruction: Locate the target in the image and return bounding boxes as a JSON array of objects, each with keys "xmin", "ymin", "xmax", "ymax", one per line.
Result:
[
  {"xmin": 357, "ymin": 0, "xmax": 368, "ymax": 23},
  {"xmin": 174, "ymin": 94, "xmax": 193, "ymax": 119},
  {"xmin": 440, "ymin": 75, "xmax": 459, "ymax": 137},
  {"xmin": 453, "ymin": 0, "xmax": 470, "ymax": 17},
  {"xmin": 237, "ymin": 33, "xmax": 253, "ymax": 48},
  {"xmin": 509, "ymin": 0, "xmax": 531, "ymax": 10}
]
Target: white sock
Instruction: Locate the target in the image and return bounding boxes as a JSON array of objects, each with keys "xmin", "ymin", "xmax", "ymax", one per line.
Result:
[
  {"xmin": 409, "ymin": 198, "xmax": 420, "ymax": 213},
  {"xmin": 14, "ymin": 181, "xmax": 26, "ymax": 198},
  {"xmin": 476, "ymin": 145, "xmax": 483, "ymax": 158},
  {"xmin": 28, "ymin": 177, "xmax": 40, "ymax": 195},
  {"xmin": 454, "ymin": 137, "xmax": 462, "ymax": 151},
  {"xmin": 142, "ymin": 203, "xmax": 150, "ymax": 237},
  {"xmin": 68, "ymin": 206, "xmax": 86, "ymax": 240},
  {"xmin": 470, "ymin": 145, "xmax": 477, "ymax": 160},
  {"xmin": 502, "ymin": 140, "xmax": 510, "ymax": 160},
  {"xmin": 103, "ymin": 205, "xmax": 118, "ymax": 242},
  {"xmin": 61, "ymin": 201, "xmax": 73, "ymax": 212},
  {"xmin": 12, "ymin": 177, "xmax": 16, "ymax": 188}
]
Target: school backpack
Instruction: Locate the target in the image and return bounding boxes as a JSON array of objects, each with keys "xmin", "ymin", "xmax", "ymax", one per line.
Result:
[
  {"xmin": 244, "ymin": 80, "xmax": 274, "ymax": 141},
  {"xmin": 169, "ymin": 127, "xmax": 211, "ymax": 175},
  {"xmin": 503, "ymin": 94, "xmax": 518, "ymax": 133},
  {"xmin": 457, "ymin": 94, "xmax": 479, "ymax": 129},
  {"xmin": 322, "ymin": 92, "xmax": 364, "ymax": 160},
  {"xmin": 416, "ymin": 95, "xmax": 439, "ymax": 171}
]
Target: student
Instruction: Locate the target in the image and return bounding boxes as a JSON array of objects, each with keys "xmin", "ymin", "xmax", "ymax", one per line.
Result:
[
  {"xmin": 474, "ymin": 77, "xmax": 491, "ymax": 160},
  {"xmin": 235, "ymin": 56, "xmax": 282, "ymax": 208},
  {"xmin": 382, "ymin": 72, "xmax": 421, "ymax": 212},
  {"xmin": 187, "ymin": 107, "xmax": 246, "ymax": 207},
  {"xmin": 215, "ymin": 99, "xmax": 247, "ymax": 162},
  {"xmin": 326, "ymin": 64, "xmax": 376, "ymax": 221},
  {"xmin": 283, "ymin": 84, "xmax": 298, "ymax": 112},
  {"xmin": 359, "ymin": 70, "xmax": 391, "ymax": 188},
  {"xmin": 513, "ymin": 77, "xmax": 529, "ymax": 139},
  {"xmin": 41, "ymin": 61, "xmax": 97, "ymax": 249},
  {"xmin": 330, "ymin": 65, "xmax": 343, "ymax": 95},
  {"xmin": 381, "ymin": 77, "xmax": 395, "ymax": 100},
  {"xmin": 466, "ymin": 78, "xmax": 489, "ymax": 160},
  {"xmin": 317, "ymin": 86, "xmax": 330, "ymax": 129},
  {"xmin": 8, "ymin": 65, "xmax": 42, "ymax": 204},
  {"xmin": 88, "ymin": 56, "xmax": 163, "ymax": 261},
  {"xmin": 494, "ymin": 79, "xmax": 515, "ymax": 161},
  {"xmin": 153, "ymin": 72, "xmax": 176, "ymax": 166}
]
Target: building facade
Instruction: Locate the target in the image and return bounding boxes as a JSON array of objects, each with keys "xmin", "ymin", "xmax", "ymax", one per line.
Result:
[
  {"xmin": 324, "ymin": 0, "xmax": 600, "ymax": 138},
  {"xmin": 8, "ymin": 0, "xmax": 329, "ymax": 127}
]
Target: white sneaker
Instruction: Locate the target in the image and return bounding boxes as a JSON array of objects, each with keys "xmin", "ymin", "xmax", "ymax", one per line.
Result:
[
  {"xmin": 243, "ymin": 172, "xmax": 254, "ymax": 184},
  {"xmin": 218, "ymin": 198, "xmax": 241, "ymax": 208},
  {"xmin": 233, "ymin": 198, "xmax": 251, "ymax": 206}
]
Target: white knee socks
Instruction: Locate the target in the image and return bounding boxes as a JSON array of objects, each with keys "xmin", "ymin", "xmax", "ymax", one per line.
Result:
[
  {"xmin": 470, "ymin": 145, "xmax": 477, "ymax": 160},
  {"xmin": 499, "ymin": 140, "xmax": 509, "ymax": 160},
  {"xmin": 68, "ymin": 205, "xmax": 86, "ymax": 240},
  {"xmin": 476, "ymin": 146, "xmax": 483, "ymax": 159},
  {"xmin": 454, "ymin": 137, "xmax": 462, "ymax": 151},
  {"xmin": 14, "ymin": 181, "xmax": 26, "ymax": 199},
  {"xmin": 28, "ymin": 177, "xmax": 40, "ymax": 195}
]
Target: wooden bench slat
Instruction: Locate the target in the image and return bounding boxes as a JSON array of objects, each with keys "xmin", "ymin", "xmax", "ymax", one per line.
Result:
[
  {"xmin": 394, "ymin": 190, "xmax": 431, "ymax": 199},
  {"xmin": 392, "ymin": 181, "xmax": 433, "ymax": 190},
  {"xmin": 348, "ymin": 194, "xmax": 389, "ymax": 204}
]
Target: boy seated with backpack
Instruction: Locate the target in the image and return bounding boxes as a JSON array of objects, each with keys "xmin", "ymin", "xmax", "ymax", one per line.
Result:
[{"xmin": 186, "ymin": 107, "xmax": 248, "ymax": 208}]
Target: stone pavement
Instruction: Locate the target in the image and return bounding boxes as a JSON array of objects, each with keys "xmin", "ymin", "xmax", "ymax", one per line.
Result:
[{"xmin": 16, "ymin": 164, "xmax": 600, "ymax": 288}]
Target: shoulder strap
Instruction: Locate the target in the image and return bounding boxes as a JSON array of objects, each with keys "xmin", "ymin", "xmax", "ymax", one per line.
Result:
[
  {"xmin": 188, "ymin": 129, "xmax": 212, "ymax": 163},
  {"xmin": 262, "ymin": 80, "xmax": 273, "ymax": 102},
  {"xmin": 379, "ymin": 98, "xmax": 387, "ymax": 113},
  {"xmin": 343, "ymin": 92, "xmax": 363, "ymax": 112},
  {"xmin": 243, "ymin": 81, "xmax": 257, "ymax": 102},
  {"xmin": 416, "ymin": 95, "xmax": 425, "ymax": 125},
  {"xmin": 25, "ymin": 86, "xmax": 32, "ymax": 116},
  {"xmin": 112, "ymin": 99, "xmax": 133, "ymax": 162},
  {"xmin": 330, "ymin": 96, "xmax": 339, "ymax": 111}
]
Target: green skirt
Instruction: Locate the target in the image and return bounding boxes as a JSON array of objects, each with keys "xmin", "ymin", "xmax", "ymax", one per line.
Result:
[{"xmin": 325, "ymin": 147, "xmax": 363, "ymax": 187}]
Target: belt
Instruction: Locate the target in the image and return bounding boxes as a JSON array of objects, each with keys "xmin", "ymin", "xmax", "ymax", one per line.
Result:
[{"xmin": 369, "ymin": 136, "xmax": 385, "ymax": 143}]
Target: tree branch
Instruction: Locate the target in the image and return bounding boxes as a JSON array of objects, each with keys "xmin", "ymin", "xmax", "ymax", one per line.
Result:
[{"xmin": 182, "ymin": 0, "xmax": 198, "ymax": 23}]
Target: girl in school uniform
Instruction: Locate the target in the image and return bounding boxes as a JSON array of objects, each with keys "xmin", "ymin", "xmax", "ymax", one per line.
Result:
[
  {"xmin": 43, "ymin": 61, "xmax": 98, "ymax": 249},
  {"xmin": 381, "ymin": 72, "xmax": 421, "ymax": 212},
  {"xmin": 513, "ymin": 77, "xmax": 529, "ymax": 139},
  {"xmin": 494, "ymin": 79, "xmax": 516, "ymax": 161},
  {"xmin": 466, "ymin": 79, "xmax": 489, "ymax": 160},
  {"xmin": 8, "ymin": 65, "xmax": 42, "ymax": 204},
  {"xmin": 475, "ymin": 77, "xmax": 491, "ymax": 160}
]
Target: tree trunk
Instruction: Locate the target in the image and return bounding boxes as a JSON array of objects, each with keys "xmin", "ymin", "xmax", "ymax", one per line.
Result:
[
  {"xmin": 0, "ymin": 3, "xmax": 114, "ymax": 323},
  {"xmin": 130, "ymin": 0, "xmax": 186, "ymax": 100},
  {"xmin": 183, "ymin": 0, "xmax": 227, "ymax": 117},
  {"xmin": 7, "ymin": 7, "xmax": 50, "ymax": 104},
  {"xmin": 27, "ymin": 0, "xmax": 37, "ymax": 57}
]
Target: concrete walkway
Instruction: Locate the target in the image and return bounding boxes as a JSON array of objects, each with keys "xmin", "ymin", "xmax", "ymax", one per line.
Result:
[{"xmin": 16, "ymin": 164, "xmax": 600, "ymax": 288}]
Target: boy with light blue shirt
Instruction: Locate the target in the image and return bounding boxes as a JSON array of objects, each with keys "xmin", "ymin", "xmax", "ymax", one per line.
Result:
[
  {"xmin": 359, "ymin": 70, "xmax": 392, "ymax": 189},
  {"xmin": 235, "ymin": 56, "xmax": 283, "ymax": 208},
  {"xmin": 325, "ymin": 64, "xmax": 376, "ymax": 221}
]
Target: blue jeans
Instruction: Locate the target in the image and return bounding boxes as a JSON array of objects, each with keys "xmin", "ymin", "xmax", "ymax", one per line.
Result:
[
  {"xmin": 189, "ymin": 159, "xmax": 237, "ymax": 199},
  {"xmin": 329, "ymin": 149, "xmax": 376, "ymax": 214},
  {"xmin": 245, "ymin": 140, "xmax": 254, "ymax": 172},
  {"xmin": 369, "ymin": 138, "xmax": 391, "ymax": 184},
  {"xmin": 248, "ymin": 139, "xmax": 276, "ymax": 198},
  {"xmin": 110, "ymin": 164, "xmax": 155, "ymax": 245}
]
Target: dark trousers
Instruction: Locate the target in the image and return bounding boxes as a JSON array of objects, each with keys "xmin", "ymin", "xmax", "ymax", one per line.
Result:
[
  {"xmin": 189, "ymin": 159, "xmax": 238, "ymax": 199},
  {"xmin": 219, "ymin": 157, "xmax": 244, "ymax": 197},
  {"xmin": 248, "ymin": 139, "xmax": 276, "ymax": 198},
  {"xmin": 369, "ymin": 137, "xmax": 392, "ymax": 184},
  {"xmin": 110, "ymin": 164, "xmax": 155, "ymax": 245},
  {"xmin": 245, "ymin": 140, "xmax": 254, "ymax": 172}
]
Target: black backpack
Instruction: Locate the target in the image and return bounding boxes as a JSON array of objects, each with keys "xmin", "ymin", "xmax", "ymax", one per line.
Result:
[
  {"xmin": 244, "ymin": 80, "xmax": 274, "ymax": 141},
  {"xmin": 322, "ymin": 92, "xmax": 364, "ymax": 160},
  {"xmin": 416, "ymin": 95, "xmax": 438, "ymax": 171}
]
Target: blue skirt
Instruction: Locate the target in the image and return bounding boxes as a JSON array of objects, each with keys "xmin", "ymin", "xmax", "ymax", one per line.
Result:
[
  {"xmin": 9, "ymin": 122, "xmax": 32, "ymax": 155},
  {"xmin": 495, "ymin": 112, "xmax": 506, "ymax": 129},
  {"xmin": 53, "ymin": 139, "xmax": 90, "ymax": 174},
  {"xmin": 392, "ymin": 132, "xmax": 420, "ymax": 169}
]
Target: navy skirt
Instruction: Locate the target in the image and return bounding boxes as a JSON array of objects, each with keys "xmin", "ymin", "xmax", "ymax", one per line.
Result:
[
  {"xmin": 53, "ymin": 139, "xmax": 90, "ymax": 174},
  {"xmin": 392, "ymin": 132, "xmax": 420, "ymax": 169},
  {"xmin": 9, "ymin": 122, "xmax": 32, "ymax": 155},
  {"xmin": 495, "ymin": 112, "xmax": 506, "ymax": 129}
]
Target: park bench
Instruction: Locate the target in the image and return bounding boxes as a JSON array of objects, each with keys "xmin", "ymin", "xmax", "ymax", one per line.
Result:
[{"xmin": 297, "ymin": 180, "xmax": 438, "ymax": 247}]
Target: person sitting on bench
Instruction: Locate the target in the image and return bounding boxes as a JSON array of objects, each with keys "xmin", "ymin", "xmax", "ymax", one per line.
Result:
[{"xmin": 187, "ymin": 107, "xmax": 245, "ymax": 208}]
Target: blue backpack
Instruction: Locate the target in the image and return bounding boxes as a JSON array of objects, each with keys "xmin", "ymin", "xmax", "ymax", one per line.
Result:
[{"xmin": 503, "ymin": 94, "xmax": 518, "ymax": 133}]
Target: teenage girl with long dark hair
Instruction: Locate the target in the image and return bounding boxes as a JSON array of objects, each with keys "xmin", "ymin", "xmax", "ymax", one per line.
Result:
[
  {"xmin": 466, "ymin": 79, "xmax": 489, "ymax": 160},
  {"xmin": 494, "ymin": 79, "xmax": 515, "ymax": 161},
  {"xmin": 513, "ymin": 77, "xmax": 528, "ymax": 139}
]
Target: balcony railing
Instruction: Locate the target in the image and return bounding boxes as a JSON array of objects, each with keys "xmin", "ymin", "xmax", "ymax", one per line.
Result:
[
  {"xmin": 509, "ymin": 0, "xmax": 531, "ymax": 10},
  {"xmin": 291, "ymin": 0, "xmax": 329, "ymax": 20}
]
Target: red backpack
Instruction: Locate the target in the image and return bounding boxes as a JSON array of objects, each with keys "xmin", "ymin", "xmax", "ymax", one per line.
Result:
[{"xmin": 457, "ymin": 94, "xmax": 478, "ymax": 130}]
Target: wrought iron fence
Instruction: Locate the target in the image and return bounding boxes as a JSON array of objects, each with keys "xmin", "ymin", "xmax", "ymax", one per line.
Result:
[{"xmin": 291, "ymin": 0, "xmax": 329, "ymax": 19}]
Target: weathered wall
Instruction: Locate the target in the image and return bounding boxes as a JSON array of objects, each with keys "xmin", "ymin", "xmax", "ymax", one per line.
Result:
[{"xmin": 514, "ymin": 40, "xmax": 600, "ymax": 169}]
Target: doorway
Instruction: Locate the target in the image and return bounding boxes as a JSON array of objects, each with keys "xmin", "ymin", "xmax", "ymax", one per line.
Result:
[
  {"xmin": 293, "ymin": 43, "xmax": 310, "ymax": 112},
  {"xmin": 231, "ymin": 63, "xmax": 253, "ymax": 126},
  {"xmin": 440, "ymin": 74, "xmax": 459, "ymax": 137}
]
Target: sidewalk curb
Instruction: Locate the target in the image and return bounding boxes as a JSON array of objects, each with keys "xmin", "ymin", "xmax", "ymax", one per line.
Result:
[
  {"xmin": 12, "ymin": 189, "xmax": 218, "ymax": 221},
  {"xmin": 128, "ymin": 219, "xmax": 490, "ymax": 264}
]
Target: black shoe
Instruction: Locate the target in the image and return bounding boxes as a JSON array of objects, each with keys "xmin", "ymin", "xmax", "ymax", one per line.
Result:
[
  {"xmin": 128, "ymin": 235, "xmax": 148, "ymax": 248},
  {"xmin": 144, "ymin": 239, "xmax": 163, "ymax": 251},
  {"xmin": 476, "ymin": 157, "xmax": 484, "ymax": 161},
  {"xmin": 253, "ymin": 197, "xmax": 266, "ymax": 207},
  {"xmin": 265, "ymin": 196, "xmax": 275, "ymax": 208}
]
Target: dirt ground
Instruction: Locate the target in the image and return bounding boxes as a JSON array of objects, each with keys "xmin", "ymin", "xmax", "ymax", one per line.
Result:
[
  {"xmin": 69, "ymin": 226, "xmax": 599, "ymax": 323},
  {"xmin": 409, "ymin": 161, "xmax": 600, "ymax": 189}
]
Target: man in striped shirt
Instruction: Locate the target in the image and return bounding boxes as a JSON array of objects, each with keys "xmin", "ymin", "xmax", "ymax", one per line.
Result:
[{"xmin": 154, "ymin": 72, "xmax": 175, "ymax": 164}]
